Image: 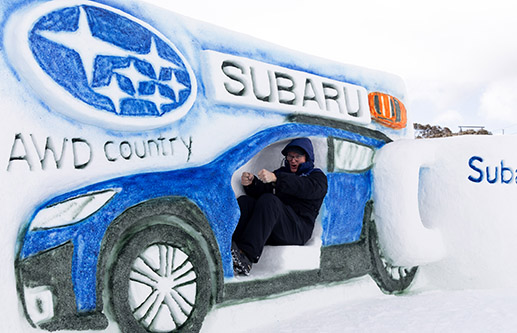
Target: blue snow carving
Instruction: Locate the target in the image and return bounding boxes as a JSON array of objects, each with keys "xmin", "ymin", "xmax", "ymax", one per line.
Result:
[
  {"xmin": 28, "ymin": 5, "xmax": 192, "ymax": 118},
  {"xmin": 322, "ymin": 171, "xmax": 372, "ymax": 245}
]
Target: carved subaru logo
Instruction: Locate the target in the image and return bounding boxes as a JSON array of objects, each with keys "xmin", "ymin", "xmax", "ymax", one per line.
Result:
[{"xmin": 4, "ymin": 0, "xmax": 197, "ymax": 130}]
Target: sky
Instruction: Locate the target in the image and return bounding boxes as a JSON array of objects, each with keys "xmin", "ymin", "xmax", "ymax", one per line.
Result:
[{"xmin": 140, "ymin": 0, "xmax": 517, "ymax": 134}]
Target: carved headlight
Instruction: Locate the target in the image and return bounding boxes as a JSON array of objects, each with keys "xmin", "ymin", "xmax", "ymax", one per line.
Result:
[{"xmin": 29, "ymin": 189, "xmax": 119, "ymax": 231}]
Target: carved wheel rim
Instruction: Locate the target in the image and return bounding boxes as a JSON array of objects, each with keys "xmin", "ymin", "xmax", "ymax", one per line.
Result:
[
  {"xmin": 128, "ymin": 243, "xmax": 198, "ymax": 332},
  {"xmin": 378, "ymin": 250, "xmax": 416, "ymax": 281}
]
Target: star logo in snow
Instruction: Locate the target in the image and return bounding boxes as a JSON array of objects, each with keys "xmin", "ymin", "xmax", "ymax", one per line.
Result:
[{"xmin": 22, "ymin": 2, "xmax": 196, "ymax": 126}]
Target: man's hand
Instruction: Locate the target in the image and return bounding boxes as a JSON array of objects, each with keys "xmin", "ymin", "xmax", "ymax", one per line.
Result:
[
  {"xmin": 241, "ymin": 172, "xmax": 254, "ymax": 186},
  {"xmin": 258, "ymin": 169, "xmax": 277, "ymax": 183}
]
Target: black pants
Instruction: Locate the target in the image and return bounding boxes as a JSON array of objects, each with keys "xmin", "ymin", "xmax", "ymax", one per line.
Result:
[{"xmin": 232, "ymin": 193, "xmax": 312, "ymax": 263}]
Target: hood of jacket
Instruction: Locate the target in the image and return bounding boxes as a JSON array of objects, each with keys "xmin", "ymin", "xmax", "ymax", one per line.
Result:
[{"xmin": 281, "ymin": 137, "xmax": 315, "ymax": 175}]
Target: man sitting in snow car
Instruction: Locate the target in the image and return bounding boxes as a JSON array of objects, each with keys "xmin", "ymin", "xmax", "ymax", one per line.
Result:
[{"xmin": 231, "ymin": 138, "xmax": 328, "ymax": 275}]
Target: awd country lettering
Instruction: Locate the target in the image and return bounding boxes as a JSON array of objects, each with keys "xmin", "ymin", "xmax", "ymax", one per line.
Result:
[{"xmin": 7, "ymin": 134, "xmax": 91, "ymax": 171}]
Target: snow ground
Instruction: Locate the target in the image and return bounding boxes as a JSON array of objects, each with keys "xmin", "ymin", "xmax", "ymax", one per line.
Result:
[{"xmin": 201, "ymin": 274, "xmax": 517, "ymax": 333}]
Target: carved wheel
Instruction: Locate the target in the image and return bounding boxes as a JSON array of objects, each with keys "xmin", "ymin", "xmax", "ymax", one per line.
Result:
[
  {"xmin": 368, "ymin": 211, "xmax": 418, "ymax": 294},
  {"xmin": 111, "ymin": 224, "xmax": 212, "ymax": 332}
]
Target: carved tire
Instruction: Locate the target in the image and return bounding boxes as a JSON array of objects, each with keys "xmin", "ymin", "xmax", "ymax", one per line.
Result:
[
  {"xmin": 368, "ymin": 220, "xmax": 418, "ymax": 294},
  {"xmin": 110, "ymin": 224, "xmax": 212, "ymax": 332}
]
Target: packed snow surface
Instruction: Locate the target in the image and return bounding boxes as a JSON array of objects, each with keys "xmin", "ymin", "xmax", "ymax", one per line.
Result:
[{"xmin": 202, "ymin": 277, "xmax": 517, "ymax": 333}]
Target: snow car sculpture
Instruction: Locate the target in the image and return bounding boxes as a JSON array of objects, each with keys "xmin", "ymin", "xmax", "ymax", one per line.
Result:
[{"xmin": 1, "ymin": 0, "xmax": 440, "ymax": 332}]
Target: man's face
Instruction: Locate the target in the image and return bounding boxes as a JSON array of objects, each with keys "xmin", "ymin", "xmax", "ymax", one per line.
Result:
[{"xmin": 286, "ymin": 152, "xmax": 306, "ymax": 172}]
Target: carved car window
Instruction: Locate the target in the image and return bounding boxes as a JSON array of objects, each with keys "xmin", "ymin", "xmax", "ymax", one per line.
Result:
[{"xmin": 332, "ymin": 138, "xmax": 374, "ymax": 173}]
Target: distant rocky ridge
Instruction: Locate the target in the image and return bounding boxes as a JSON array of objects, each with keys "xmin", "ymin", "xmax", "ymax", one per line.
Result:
[{"xmin": 413, "ymin": 123, "xmax": 492, "ymax": 139}]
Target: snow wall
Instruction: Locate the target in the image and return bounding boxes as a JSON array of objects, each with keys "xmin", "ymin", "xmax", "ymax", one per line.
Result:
[
  {"xmin": 0, "ymin": 0, "xmax": 514, "ymax": 332},
  {"xmin": 375, "ymin": 136, "xmax": 517, "ymax": 290}
]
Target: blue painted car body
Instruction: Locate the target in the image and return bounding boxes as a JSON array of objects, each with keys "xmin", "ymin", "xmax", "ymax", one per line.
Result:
[{"xmin": 18, "ymin": 121, "xmax": 388, "ymax": 313}]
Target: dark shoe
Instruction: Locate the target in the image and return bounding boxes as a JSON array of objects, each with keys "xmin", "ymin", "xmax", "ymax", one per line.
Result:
[{"xmin": 231, "ymin": 241, "xmax": 252, "ymax": 276}]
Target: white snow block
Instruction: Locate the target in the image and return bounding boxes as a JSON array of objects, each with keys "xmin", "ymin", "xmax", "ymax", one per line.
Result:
[
  {"xmin": 373, "ymin": 139, "xmax": 446, "ymax": 267},
  {"xmin": 249, "ymin": 221, "xmax": 322, "ymax": 278}
]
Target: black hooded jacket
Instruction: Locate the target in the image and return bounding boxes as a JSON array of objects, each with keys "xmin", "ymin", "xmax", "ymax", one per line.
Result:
[{"xmin": 243, "ymin": 138, "xmax": 328, "ymax": 228}]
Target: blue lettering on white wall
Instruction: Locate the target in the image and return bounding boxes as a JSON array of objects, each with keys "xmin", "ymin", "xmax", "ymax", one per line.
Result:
[
  {"xmin": 468, "ymin": 156, "xmax": 483, "ymax": 183},
  {"xmin": 501, "ymin": 161, "xmax": 514, "ymax": 184},
  {"xmin": 468, "ymin": 156, "xmax": 517, "ymax": 184}
]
